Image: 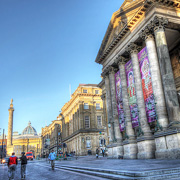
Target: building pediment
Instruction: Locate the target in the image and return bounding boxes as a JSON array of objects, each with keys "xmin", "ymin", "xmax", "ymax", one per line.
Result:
[{"xmin": 95, "ymin": 0, "xmax": 180, "ymax": 64}]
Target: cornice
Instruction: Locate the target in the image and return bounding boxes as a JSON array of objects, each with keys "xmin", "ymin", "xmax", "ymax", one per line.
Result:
[{"xmin": 95, "ymin": 0, "xmax": 180, "ymax": 64}]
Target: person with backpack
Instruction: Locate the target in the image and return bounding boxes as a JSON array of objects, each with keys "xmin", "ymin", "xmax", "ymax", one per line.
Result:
[
  {"xmin": 20, "ymin": 152, "xmax": 27, "ymax": 179},
  {"xmin": 8, "ymin": 152, "xmax": 18, "ymax": 180}
]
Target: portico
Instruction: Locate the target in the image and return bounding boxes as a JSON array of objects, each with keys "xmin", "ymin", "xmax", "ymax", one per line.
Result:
[{"xmin": 96, "ymin": 0, "xmax": 180, "ymax": 159}]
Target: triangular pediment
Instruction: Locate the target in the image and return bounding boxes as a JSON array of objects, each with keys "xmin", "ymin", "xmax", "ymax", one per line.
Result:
[
  {"xmin": 121, "ymin": 0, "xmax": 134, "ymax": 8},
  {"xmin": 95, "ymin": 0, "xmax": 150, "ymax": 64}
]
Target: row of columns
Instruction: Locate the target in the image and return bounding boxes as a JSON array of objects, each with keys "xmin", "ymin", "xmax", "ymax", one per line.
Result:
[{"xmin": 102, "ymin": 16, "xmax": 180, "ymax": 159}]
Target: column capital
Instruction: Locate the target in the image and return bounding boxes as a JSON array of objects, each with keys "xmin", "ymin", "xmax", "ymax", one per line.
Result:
[
  {"xmin": 115, "ymin": 55, "xmax": 128, "ymax": 66},
  {"xmin": 151, "ymin": 16, "xmax": 168, "ymax": 32},
  {"xmin": 101, "ymin": 68, "xmax": 109, "ymax": 78},
  {"xmin": 139, "ymin": 26, "xmax": 154, "ymax": 41},
  {"xmin": 108, "ymin": 66, "xmax": 117, "ymax": 75},
  {"xmin": 101, "ymin": 94, "xmax": 106, "ymax": 100},
  {"xmin": 126, "ymin": 43, "xmax": 141, "ymax": 54}
]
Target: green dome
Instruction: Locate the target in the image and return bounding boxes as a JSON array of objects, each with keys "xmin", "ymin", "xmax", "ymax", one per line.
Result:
[{"xmin": 22, "ymin": 121, "xmax": 37, "ymax": 136}]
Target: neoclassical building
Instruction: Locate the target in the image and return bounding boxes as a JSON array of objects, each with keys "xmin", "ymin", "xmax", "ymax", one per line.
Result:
[
  {"xmin": 41, "ymin": 119, "xmax": 61, "ymax": 156},
  {"xmin": 60, "ymin": 84, "xmax": 108, "ymax": 155},
  {"xmin": 96, "ymin": 0, "xmax": 180, "ymax": 159}
]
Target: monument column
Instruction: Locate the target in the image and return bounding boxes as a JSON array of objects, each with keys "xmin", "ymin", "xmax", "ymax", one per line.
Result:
[
  {"xmin": 108, "ymin": 66, "xmax": 124, "ymax": 157},
  {"xmin": 116, "ymin": 56, "xmax": 137, "ymax": 159},
  {"xmin": 126, "ymin": 43, "xmax": 155, "ymax": 159},
  {"xmin": 140, "ymin": 28, "xmax": 168, "ymax": 130},
  {"xmin": 152, "ymin": 16, "xmax": 180, "ymax": 125},
  {"xmin": 7, "ymin": 99, "xmax": 14, "ymax": 155}
]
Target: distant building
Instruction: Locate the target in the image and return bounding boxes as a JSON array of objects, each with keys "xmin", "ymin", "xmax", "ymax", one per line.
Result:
[
  {"xmin": 6, "ymin": 99, "xmax": 41, "ymax": 157},
  {"xmin": 0, "ymin": 134, "xmax": 7, "ymax": 158},
  {"xmin": 60, "ymin": 84, "xmax": 108, "ymax": 156},
  {"xmin": 41, "ymin": 120, "xmax": 61, "ymax": 157}
]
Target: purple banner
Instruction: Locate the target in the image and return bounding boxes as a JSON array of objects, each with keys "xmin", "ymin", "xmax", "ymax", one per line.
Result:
[
  {"xmin": 115, "ymin": 71, "xmax": 125, "ymax": 132},
  {"xmin": 138, "ymin": 47, "xmax": 156, "ymax": 123},
  {"xmin": 125, "ymin": 60, "xmax": 139, "ymax": 128}
]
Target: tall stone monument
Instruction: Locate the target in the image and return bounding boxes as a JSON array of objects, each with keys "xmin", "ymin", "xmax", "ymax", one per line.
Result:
[{"xmin": 7, "ymin": 99, "xmax": 14, "ymax": 156}]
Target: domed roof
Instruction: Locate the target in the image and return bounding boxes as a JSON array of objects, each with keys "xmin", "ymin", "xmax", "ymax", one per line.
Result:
[{"xmin": 22, "ymin": 121, "xmax": 37, "ymax": 136}]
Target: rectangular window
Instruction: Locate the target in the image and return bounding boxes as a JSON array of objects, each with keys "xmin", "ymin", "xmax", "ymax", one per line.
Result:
[
  {"xmin": 96, "ymin": 103, "xmax": 101, "ymax": 110},
  {"xmin": 83, "ymin": 89, "xmax": 88, "ymax": 93},
  {"xmin": 95, "ymin": 90, "xmax": 99, "ymax": 94},
  {"xmin": 86, "ymin": 139, "xmax": 91, "ymax": 148},
  {"xmin": 84, "ymin": 103, "xmax": 89, "ymax": 109},
  {"xmin": 85, "ymin": 116, "xmax": 90, "ymax": 129},
  {"xmin": 97, "ymin": 116, "xmax": 102, "ymax": 127}
]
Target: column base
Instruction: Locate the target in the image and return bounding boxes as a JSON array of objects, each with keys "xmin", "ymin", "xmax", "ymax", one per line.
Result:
[
  {"xmin": 155, "ymin": 130, "xmax": 180, "ymax": 159},
  {"xmin": 107, "ymin": 143, "xmax": 123, "ymax": 159},
  {"xmin": 6, "ymin": 145, "xmax": 14, "ymax": 156},
  {"xmin": 137, "ymin": 137, "xmax": 155, "ymax": 159},
  {"xmin": 123, "ymin": 141, "xmax": 137, "ymax": 159}
]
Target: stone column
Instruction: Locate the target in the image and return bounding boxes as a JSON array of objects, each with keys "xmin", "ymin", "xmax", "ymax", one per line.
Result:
[
  {"xmin": 126, "ymin": 43, "xmax": 155, "ymax": 159},
  {"xmin": 7, "ymin": 99, "xmax": 14, "ymax": 156},
  {"xmin": 152, "ymin": 16, "xmax": 180, "ymax": 126},
  {"xmin": 116, "ymin": 56, "xmax": 137, "ymax": 159},
  {"xmin": 102, "ymin": 71, "xmax": 114, "ymax": 143},
  {"xmin": 108, "ymin": 66, "xmax": 123, "ymax": 143},
  {"xmin": 108, "ymin": 66, "xmax": 124, "ymax": 157},
  {"xmin": 140, "ymin": 28, "xmax": 168, "ymax": 130}
]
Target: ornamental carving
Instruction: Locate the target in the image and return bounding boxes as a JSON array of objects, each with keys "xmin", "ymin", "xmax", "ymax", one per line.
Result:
[
  {"xmin": 150, "ymin": 16, "xmax": 168, "ymax": 32},
  {"xmin": 126, "ymin": 43, "xmax": 141, "ymax": 54},
  {"xmin": 115, "ymin": 55, "xmax": 128, "ymax": 66}
]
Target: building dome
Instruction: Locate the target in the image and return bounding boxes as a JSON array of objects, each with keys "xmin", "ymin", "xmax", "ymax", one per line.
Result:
[{"xmin": 22, "ymin": 121, "xmax": 37, "ymax": 136}]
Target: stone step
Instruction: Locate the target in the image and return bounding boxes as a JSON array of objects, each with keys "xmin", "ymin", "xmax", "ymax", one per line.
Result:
[
  {"xmin": 60, "ymin": 165, "xmax": 180, "ymax": 179},
  {"xmin": 60, "ymin": 166, "xmax": 135, "ymax": 179}
]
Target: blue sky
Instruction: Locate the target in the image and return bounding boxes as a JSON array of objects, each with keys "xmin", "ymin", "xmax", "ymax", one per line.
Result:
[{"xmin": 0, "ymin": 0, "xmax": 123, "ymax": 135}]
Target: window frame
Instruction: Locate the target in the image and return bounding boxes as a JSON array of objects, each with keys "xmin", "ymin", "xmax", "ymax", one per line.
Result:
[
  {"xmin": 84, "ymin": 103, "xmax": 89, "ymax": 110},
  {"xmin": 83, "ymin": 89, "xmax": 88, "ymax": 93},
  {"xmin": 97, "ymin": 116, "xmax": 102, "ymax": 127},
  {"xmin": 85, "ymin": 115, "xmax": 90, "ymax": 129},
  {"xmin": 96, "ymin": 103, "xmax": 101, "ymax": 110}
]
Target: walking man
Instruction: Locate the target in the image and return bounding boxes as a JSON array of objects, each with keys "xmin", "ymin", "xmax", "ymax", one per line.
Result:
[
  {"xmin": 20, "ymin": 152, "xmax": 27, "ymax": 179},
  {"xmin": 48, "ymin": 150, "xmax": 56, "ymax": 170},
  {"xmin": 96, "ymin": 148, "xmax": 99, "ymax": 159},
  {"xmin": 8, "ymin": 152, "xmax": 18, "ymax": 180}
]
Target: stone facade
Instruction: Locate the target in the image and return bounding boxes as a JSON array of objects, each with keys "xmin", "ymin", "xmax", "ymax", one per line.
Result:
[
  {"xmin": 96, "ymin": 0, "xmax": 180, "ymax": 159},
  {"xmin": 41, "ymin": 120, "xmax": 61, "ymax": 156},
  {"xmin": 60, "ymin": 84, "xmax": 108, "ymax": 156}
]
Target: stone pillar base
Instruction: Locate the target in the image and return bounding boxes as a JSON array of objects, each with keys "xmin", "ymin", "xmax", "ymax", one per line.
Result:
[
  {"xmin": 7, "ymin": 145, "xmax": 14, "ymax": 156},
  {"xmin": 155, "ymin": 130, "xmax": 180, "ymax": 159},
  {"xmin": 123, "ymin": 141, "xmax": 137, "ymax": 159},
  {"xmin": 107, "ymin": 143, "xmax": 123, "ymax": 158},
  {"xmin": 137, "ymin": 138, "xmax": 155, "ymax": 159}
]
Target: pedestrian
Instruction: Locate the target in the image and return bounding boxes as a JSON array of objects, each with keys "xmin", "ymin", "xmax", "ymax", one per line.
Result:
[
  {"xmin": 48, "ymin": 150, "xmax": 56, "ymax": 170},
  {"xmin": 96, "ymin": 148, "xmax": 99, "ymax": 158},
  {"xmin": 8, "ymin": 152, "xmax": 18, "ymax": 180},
  {"xmin": 102, "ymin": 148, "xmax": 105, "ymax": 157},
  {"xmin": 20, "ymin": 152, "xmax": 27, "ymax": 179}
]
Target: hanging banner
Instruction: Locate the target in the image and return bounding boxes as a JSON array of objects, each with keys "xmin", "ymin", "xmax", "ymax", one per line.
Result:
[
  {"xmin": 138, "ymin": 47, "xmax": 156, "ymax": 123},
  {"xmin": 125, "ymin": 60, "xmax": 139, "ymax": 128},
  {"xmin": 115, "ymin": 71, "xmax": 125, "ymax": 132}
]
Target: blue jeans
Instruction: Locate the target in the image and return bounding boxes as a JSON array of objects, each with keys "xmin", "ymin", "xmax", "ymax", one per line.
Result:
[{"xmin": 8, "ymin": 164, "xmax": 17, "ymax": 180}]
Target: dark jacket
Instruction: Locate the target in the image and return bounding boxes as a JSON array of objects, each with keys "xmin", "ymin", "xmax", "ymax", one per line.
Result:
[
  {"xmin": 96, "ymin": 149, "xmax": 99, "ymax": 154},
  {"xmin": 20, "ymin": 155, "xmax": 27, "ymax": 165},
  {"xmin": 8, "ymin": 155, "xmax": 18, "ymax": 167}
]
